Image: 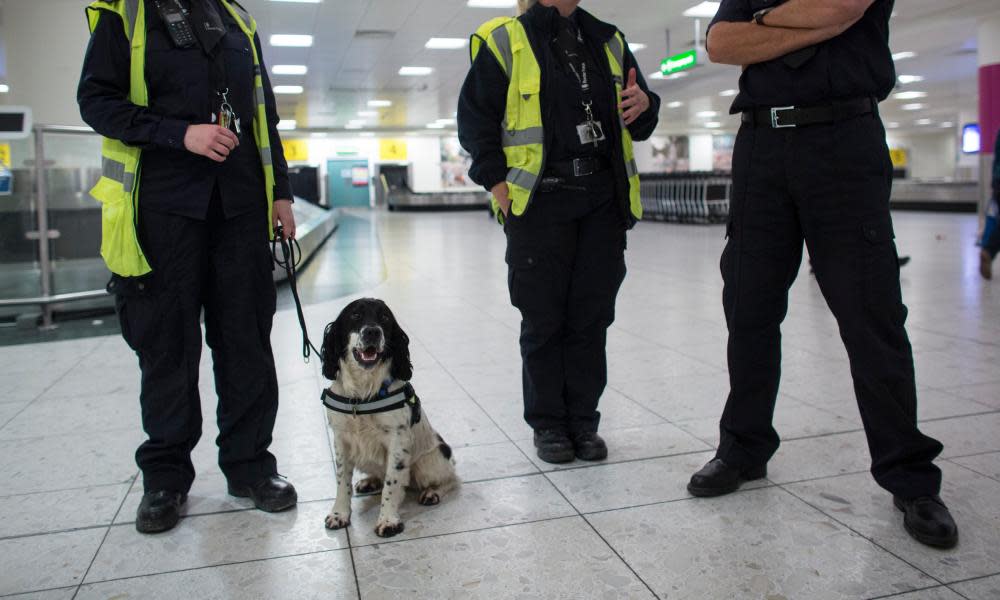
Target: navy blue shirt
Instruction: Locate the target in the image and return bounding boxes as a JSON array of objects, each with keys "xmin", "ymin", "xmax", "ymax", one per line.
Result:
[
  {"xmin": 709, "ymin": 0, "xmax": 896, "ymax": 113},
  {"xmin": 78, "ymin": 0, "xmax": 292, "ymax": 220}
]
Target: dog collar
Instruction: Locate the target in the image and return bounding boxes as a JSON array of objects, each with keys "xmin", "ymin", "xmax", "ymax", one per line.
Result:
[{"xmin": 321, "ymin": 382, "xmax": 422, "ymax": 425}]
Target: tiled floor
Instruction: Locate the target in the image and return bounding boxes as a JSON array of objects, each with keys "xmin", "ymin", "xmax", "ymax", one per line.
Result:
[{"xmin": 1, "ymin": 209, "xmax": 998, "ymax": 599}]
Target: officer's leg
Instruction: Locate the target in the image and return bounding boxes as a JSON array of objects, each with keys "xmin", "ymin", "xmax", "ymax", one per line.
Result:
[
  {"xmin": 119, "ymin": 209, "xmax": 207, "ymax": 494},
  {"xmin": 505, "ymin": 211, "xmax": 576, "ymax": 431},
  {"xmin": 203, "ymin": 206, "xmax": 279, "ymax": 486},
  {"xmin": 794, "ymin": 115, "xmax": 942, "ymax": 498},
  {"xmin": 563, "ymin": 197, "xmax": 626, "ymax": 435},
  {"xmin": 717, "ymin": 126, "xmax": 804, "ymax": 470}
]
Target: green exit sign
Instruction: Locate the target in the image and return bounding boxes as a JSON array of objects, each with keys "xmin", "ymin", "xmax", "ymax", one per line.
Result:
[{"xmin": 661, "ymin": 49, "xmax": 698, "ymax": 75}]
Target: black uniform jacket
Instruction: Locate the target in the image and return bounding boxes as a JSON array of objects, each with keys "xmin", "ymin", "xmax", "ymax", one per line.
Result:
[
  {"xmin": 78, "ymin": 0, "xmax": 292, "ymax": 220},
  {"xmin": 458, "ymin": 4, "xmax": 660, "ymax": 222}
]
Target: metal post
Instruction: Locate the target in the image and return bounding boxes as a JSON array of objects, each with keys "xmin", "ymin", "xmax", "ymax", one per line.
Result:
[{"xmin": 33, "ymin": 126, "xmax": 55, "ymax": 329}]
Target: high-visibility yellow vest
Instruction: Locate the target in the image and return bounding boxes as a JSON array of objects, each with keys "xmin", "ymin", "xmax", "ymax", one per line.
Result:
[
  {"xmin": 471, "ymin": 16, "xmax": 642, "ymax": 222},
  {"xmin": 85, "ymin": 0, "xmax": 277, "ymax": 277}
]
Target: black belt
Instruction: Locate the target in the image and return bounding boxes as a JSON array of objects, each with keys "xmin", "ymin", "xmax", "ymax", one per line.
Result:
[
  {"xmin": 544, "ymin": 155, "xmax": 611, "ymax": 178},
  {"xmin": 742, "ymin": 97, "xmax": 875, "ymax": 129}
]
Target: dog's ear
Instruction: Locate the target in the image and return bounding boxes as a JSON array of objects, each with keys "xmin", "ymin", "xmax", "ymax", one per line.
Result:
[
  {"xmin": 388, "ymin": 317, "xmax": 412, "ymax": 382},
  {"xmin": 320, "ymin": 317, "xmax": 344, "ymax": 381}
]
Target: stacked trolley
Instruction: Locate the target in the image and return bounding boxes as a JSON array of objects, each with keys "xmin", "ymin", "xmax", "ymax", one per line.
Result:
[{"xmin": 639, "ymin": 172, "xmax": 732, "ymax": 224}]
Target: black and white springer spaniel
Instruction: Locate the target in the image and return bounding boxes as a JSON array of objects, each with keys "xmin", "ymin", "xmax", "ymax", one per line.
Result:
[{"xmin": 320, "ymin": 298, "xmax": 458, "ymax": 538}]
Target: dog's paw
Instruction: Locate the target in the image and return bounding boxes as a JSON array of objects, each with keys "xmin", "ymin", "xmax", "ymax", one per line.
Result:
[
  {"xmin": 374, "ymin": 519, "xmax": 404, "ymax": 538},
  {"xmin": 354, "ymin": 477, "xmax": 384, "ymax": 495},
  {"xmin": 418, "ymin": 489, "xmax": 441, "ymax": 506},
  {"xmin": 324, "ymin": 512, "xmax": 351, "ymax": 530}
]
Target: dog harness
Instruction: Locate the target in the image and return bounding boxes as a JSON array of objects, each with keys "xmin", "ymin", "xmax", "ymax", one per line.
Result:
[{"xmin": 321, "ymin": 381, "xmax": 422, "ymax": 426}]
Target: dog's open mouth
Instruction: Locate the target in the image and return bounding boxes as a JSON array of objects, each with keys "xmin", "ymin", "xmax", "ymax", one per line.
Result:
[{"xmin": 353, "ymin": 346, "xmax": 381, "ymax": 368}]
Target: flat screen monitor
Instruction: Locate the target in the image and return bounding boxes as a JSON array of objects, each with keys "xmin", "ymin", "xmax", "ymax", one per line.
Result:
[{"xmin": 962, "ymin": 123, "xmax": 980, "ymax": 154}]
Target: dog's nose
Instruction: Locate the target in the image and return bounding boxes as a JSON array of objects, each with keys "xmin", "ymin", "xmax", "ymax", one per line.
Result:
[{"xmin": 360, "ymin": 326, "xmax": 383, "ymax": 346}]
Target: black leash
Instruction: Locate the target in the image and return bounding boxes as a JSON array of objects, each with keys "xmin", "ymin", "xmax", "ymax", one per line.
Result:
[{"xmin": 272, "ymin": 225, "xmax": 320, "ymax": 361}]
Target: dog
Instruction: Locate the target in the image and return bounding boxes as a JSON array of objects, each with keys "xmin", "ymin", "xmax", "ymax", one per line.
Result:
[{"xmin": 320, "ymin": 298, "xmax": 458, "ymax": 538}]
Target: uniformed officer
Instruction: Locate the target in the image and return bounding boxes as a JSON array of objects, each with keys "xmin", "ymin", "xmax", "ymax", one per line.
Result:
[
  {"xmin": 78, "ymin": 0, "xmax": 297, "ymax": 533},
  {"xmin": 980, "ymin": 130, "xmax": 1000, "ymax": 280},
  {"xmin": 458, "ymin": 0, "xmax": 659, "ymax": 463},
  {"xmin": 686, "ymin": 0, "xmax": 959, "ymax": 548}
]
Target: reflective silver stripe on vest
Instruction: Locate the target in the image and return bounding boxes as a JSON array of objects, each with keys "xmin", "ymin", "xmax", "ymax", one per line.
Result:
[
  {"xmin": 607, "ymin": 34, "xmax": 624, "ymax": 73},
  {"xmin": 502, "ymin": 127, "xmax": 543, "ymax": 148},
  {"xmin": 322, "ymin": 389, "xmax": 411, "ymax": 414},
  {"xmin": 490, "ymin": 25, "xmax": 513, "ymax": 75},
  {"xmin": 507, "ymin": 167, "xmax": 537, "ymax": 190},
  {"xmin": 625, "ymin": 158, "xmax": 638, "ymax": 179},
  {"xmin": 227, "ymin": 1, "xmax": 252, "ymax": 26},
  {"xmin": 254, "ymin": 65, "xmax": 262, "ymax": 75},
  {"xmin": 255, "ymin": 85, "xmax": 265, "ymax": 106},
  {"xmin": 612, "ymin": 75, "xmax": 623, "ymax": 87},
  {"xmin": 124, "ymin": 0, "xmax": 139, "ymax": 38},
  {"xmin": 102, "ymin": 157, "xmax": 136, "ymax": 193},
  {"xmin": 260, "ymin": 146, "xmax": 272, "ymax": 166}
]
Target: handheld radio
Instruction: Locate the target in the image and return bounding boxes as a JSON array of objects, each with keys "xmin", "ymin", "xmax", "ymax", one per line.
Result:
[{"xmin": 153, "ymin": 0, "xmax": 196, "ymax": 48}]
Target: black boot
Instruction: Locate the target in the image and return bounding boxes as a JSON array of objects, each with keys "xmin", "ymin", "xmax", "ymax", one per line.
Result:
[
  {"xmin": 533, "ymin": 429, "xmax": 575, "ymax": 464},
  {"xmin": 687, "ymin": 458, "xmax": 767, "ymax": 497},
  {"xmin": 228, "ymin": 475, "xmax": 297, "ymax": 512},
  {"xmin": 136, "ymin": 490, "xmax": 186, "ymax": 534},
  {"xmin": 894, "ymin": 495, "xmax": 958, "ymax": 549},
  {"xmin": 572, "ymin": 431, "xmax": 608, "ymax": 461}
]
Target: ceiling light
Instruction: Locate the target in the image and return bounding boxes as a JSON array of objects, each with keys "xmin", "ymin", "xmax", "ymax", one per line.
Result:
[
  {"xmin": 277, "ymin": 119, "xmax": 297, "ymax": 130},
  {"xmin": 667, "ymin": 101, "xmax": 684, "ymax": 108},
  {"xmin": 629, "ymin": 43, "xmax": 647, "ymax": 52},
  {"xmin": 939, "ymin": 122, "xmax": 954, "ymax": 128},
  {"xmin": 886, "ymin": 122, "xmax": 899, "ymax": 128},
  {"xmin": 357, "ymin": 111, "xmax": 378, "ymax": 117},
  {"xmin": 697, "ymin": 111, "xmax": 718, "ymax": 118},
  {"xmin": 426, "ymin": 38, "xmax": 468, "ymax": 49},
  {"xmin": 368, "ymin": 99, "xmax": 392, "ymax": 107},
  {"xmin": 272, "ymin": 65, "xmax": 308, "ymax": 75},
  {"xmin": 893, "ymin": 91, "xmax": 926, "ymax": 100},
  {"xmin": 915, "ymin": 118, "xmax": 933, "ymax": 126},
  {"xmin": 648, "ymin": 71, "xmax": 665, "ymax": 80},
  {"xmin": 719, "ymin": 89, "xmax": 738, "ymax": 97},
  {"xmin": 426, "ymin": 123, "xmax": 446, "ymax": 129},
  {"xmin": 270, "ymin": 34, "xmax": 313, "ymax": 47},
  {"xmin": 273, "ymin": 85, "xmax": 304, "ymax": 94},
  {"xmin": 0, "ymin": 84, "xmax": 8, "ymax": 93},
  {"xmin": 891, "ymin": 51, "xmax": 916, "ymax": 61},
  {"xmin": 666, "ymin": 72, "xmax": 688, "ymax": 80},
  {"xmin": 704, "ymin": 122, "xmax": 722, "ymax": 128},
  {"xmin": 467, "ymin": 0, "xmax": 516, "ymax": 7},
  {"xmin": 901, "ymin": 103, "xmax": 925, "ymax": 111},
  {"xmin": 683, "ymin": 1, "xmax": 720, "ymax": 18},
  {"xmin": 897, "ymin": 74, "xmax": 924, "ymax": 84},
  {"xmin": 435, "ymin": 118, "xmax": 456, "ymax": 125},
  {"xmin": 399, "ymin": 66, "xmax": 433, "ymax": 76}
]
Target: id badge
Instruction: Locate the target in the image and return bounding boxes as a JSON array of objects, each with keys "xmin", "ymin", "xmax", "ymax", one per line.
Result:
[{"xmin": 577, "ymin": 120, "xmax": 606, "ymax": 146}]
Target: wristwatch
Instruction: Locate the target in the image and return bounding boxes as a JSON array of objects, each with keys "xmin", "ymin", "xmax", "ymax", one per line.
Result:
[{"xmin": 753, "ymin": 7, "xmax": 774, "ymax": 25}]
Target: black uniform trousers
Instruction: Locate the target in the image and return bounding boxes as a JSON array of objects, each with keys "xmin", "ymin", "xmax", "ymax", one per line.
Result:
[
  {"xmin": 716, "ymin": 111, "xmax": 943, "ymax": 499},
  {"xmin": 112, "ymin": 191, "xmax": 279, "ymax": 493},
  {"xmin": 505, "ymin": 176, "xmax": 627, "ymax": 434}
]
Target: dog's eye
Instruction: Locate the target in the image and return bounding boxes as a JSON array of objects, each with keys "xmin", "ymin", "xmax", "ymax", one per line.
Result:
[{"xmin": 351, "ymin": 313, "xmax": 361, "ymax": 320}]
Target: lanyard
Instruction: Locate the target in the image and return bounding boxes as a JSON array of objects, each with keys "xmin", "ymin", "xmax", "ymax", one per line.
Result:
[{"xmin": 552, "ymin": 19, "xmax": 603, "ymax": 147}]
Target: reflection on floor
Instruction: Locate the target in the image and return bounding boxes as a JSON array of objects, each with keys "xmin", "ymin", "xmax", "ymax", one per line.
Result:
[{"xmin": 1, "ymin": 210, "xmax": 998, "ymax": 599}]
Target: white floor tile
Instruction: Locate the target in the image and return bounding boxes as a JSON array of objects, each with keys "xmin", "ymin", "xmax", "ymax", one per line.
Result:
[
  {"xmin": 950, "ymin": 574, "xmax": 1000, "ymax": 600},
  {"xmin": 0, "ymin": 483, "xmax": 130, "ymax": 537},
  {"xmin": 0, "ymin": 529, "xmax": 105, "ymax": 596}
]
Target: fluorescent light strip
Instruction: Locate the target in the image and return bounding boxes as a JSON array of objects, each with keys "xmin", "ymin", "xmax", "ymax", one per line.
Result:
[
  {"xmin": 697, "ymin": 111, "xmax": 718, "ymax": 118},
  {"xmin": 719, "ymin": 89, "xmax": 738, "ymax": 97},
  {"xmin": 893, "ymin": 91, "xmax": 926, "ymax": 100},
  {"xmin": 897, "ymin": 74, "xmax": 924, "ymax": 84},
  {"xmin": 0, "ymin": 84, "xmax": 9, "ymax": 93},
  {"xmin": 273, "ymin": 85, "xmax": 304, "ymax": 94},
  {"xmin": 426, "ymin": 38, "xmax": 468, "ymax": 49},
  {"xmin": 891, "ymin": 51, "xmax": 916, "ymax": 61},
  {"xmin": 901, "ymin": 103, "xmax": 925, "ymax": 111},
  {"xmin": 628, "ymin": 43, "xmax": 647, "ymax": 52},
  {"xmin": 667, "ymin": 101, "xmax": 684, "ymax": 108},
  {"xmin": 270, "ymin": 34, "xmax": 313, "ymax": 47},
  {"xmin": 277, "ymin": 119, "xmax": 297, "ymax": 130},
  {"xmin": 683, "ymin": 1, "xmax": 721, "ymax": 18},
  {"xmin": 272, "ymin": 65, "xmax": 308, "ymax": 75},
  {"xmin": 467, "ymin": 0, "xmax": 516, "ymax": 7},
  {"xmin": 915, "ymin": 118, "xmax": 933, "ymax": 126},
  {"xmin": 399, "ymin": 66, "xmax": 433, "ymax": 76},
  {"xmin": 368, "ymin": 99, "xmax": 392, "ymax": 107},
  {"xmin": 704, "ymin": 122, "xmax": 722, "ymax": 128}
]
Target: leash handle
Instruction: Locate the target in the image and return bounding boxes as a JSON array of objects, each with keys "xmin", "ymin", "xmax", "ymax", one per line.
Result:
[{"xmin": 272, "ymin": 225, "xmax": 320, "ymax": 362}]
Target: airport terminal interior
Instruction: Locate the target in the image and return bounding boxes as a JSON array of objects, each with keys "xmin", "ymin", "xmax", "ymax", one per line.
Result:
[{"xmin": 1, "ymin": 0, "xmax": 1000, "ymax": 598}]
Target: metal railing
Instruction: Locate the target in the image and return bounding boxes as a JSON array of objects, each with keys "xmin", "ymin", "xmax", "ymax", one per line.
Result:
[
  {"xmin": 640, "ymin": 172, "xmax": 732, "ymax": 224},
  {"xmin": 0, "ymin": 125, "xmax": 109, "ymax": 329}
]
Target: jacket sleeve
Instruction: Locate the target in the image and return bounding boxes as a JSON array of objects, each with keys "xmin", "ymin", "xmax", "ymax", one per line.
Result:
[
  {"xmin": 457, "ymin": 48, "xmax": 510, "ymax": 192},
  {"xmin": 621, "ymin": 41, "xmax": 660, "ymax": 142},
  {"xmin": 254, "ymin": 33, "xmax": 294, "ymax": 202},
  {"xmin": 77, "ymin": 9, "xmax": 188, "ymax": 150}
]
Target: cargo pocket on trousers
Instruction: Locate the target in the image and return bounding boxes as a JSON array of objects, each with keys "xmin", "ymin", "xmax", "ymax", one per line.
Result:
[
  {"xmin": 107, "ymin": 274, "xmax": 155, "ymax": 352},
  {"xmin": 505, "ymin": 248, "xmax": 540, "ymax": 310},
  {"xmin": 860, "ymin": 217, "xmax": 904, "ymax": 314}
]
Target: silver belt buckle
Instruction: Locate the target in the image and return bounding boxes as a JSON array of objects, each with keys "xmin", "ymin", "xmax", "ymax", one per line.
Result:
[
  {"xmin": 573, "ymin": 158, "xmax": 593, "ymax": 177},
  {"xmin": 770, "ymin": 106, "xmax": 796, "ymax": 128}
]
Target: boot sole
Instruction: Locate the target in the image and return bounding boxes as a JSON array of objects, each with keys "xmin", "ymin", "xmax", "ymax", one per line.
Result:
[
  {"xmin": 687, "ymin": 467, "xmax": 767, "ymax": 498},
  {"xmin": 135, "ymin": 494, "xmax": 187, "ymax": 534},
  {"xmin": 893, "ymin": 498, "xmax": 959, "ymax": 549},
  {"xmin": 535, "ymin": 447, "xmax": 576, "ymax": 464},
  {"xmin": 575, "ymin": 447, "xmax": 608, "ymax": 462}
]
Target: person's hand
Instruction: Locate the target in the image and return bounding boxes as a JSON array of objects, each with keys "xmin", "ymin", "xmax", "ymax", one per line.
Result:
[
  {"xmin": 273, "ymin": 199, "xmax": 296, "ymax": 239},
  {"xmin": 184, "ymin": 124, "xmax": 239, "ymax": 162},
  {"xmin": 620, "ymin": 68, "xmax": 650, "ymax": 126},
  {"xmin": 491, "ymin": 181, "xmax": 512, "ymax": 217}
]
